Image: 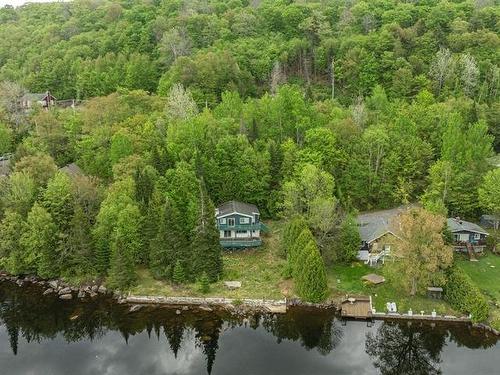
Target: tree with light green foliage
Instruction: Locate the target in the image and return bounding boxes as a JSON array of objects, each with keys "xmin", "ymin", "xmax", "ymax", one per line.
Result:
[
  {"xmin": 20, "ymin": 203, "xmax": 58, "ymax": 278},
  {"xmin": 478, "ymin": 168, "xmax": 500, "ymax": 229},
  {"xmin": 42, "ymin": 172, "xmax": 74, "ymax": 231},
  {"xmin": 0, "ymin": 210, "xmax": 24, "ymax": 274},
  {"xmin": 337, "ymin": 214, "xmax": 361, "ymax": 263}
]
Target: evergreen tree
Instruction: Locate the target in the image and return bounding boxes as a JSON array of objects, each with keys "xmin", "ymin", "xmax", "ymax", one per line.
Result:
[
  {"xmin": 172, "ymin": 260, "xmax": 186, "ymax": 285},
  {"xmin": 63, "ymin": 204, "xmax": 95, "ymax": 277},
  {"xmin": 289, "ymin": 228, "xmax": 316, "ymax": 278},
  {"xmin": 295, "ymin": 240, "xmax": 329, "ymax": 303},
  {"xmin": 149, "ymin": 199, "xmax": 186, "ymax": 279},
  {"xmin": 93, "ymin": 177, "xmax": 136, "ymax": 274},
  {"xmin": 107, "ymin": 205, "xmax": 140, "ymax": 290},
  {"xmin": 282, "ymin": 215, "xmax": 308, "ymax": 257},
  {"xmin": 20, "ymin": 203, "xmax": 58, "ymax": 278},
  {"xmin": 198, "ymin": 272, "xmax": 210, "ymax": 294},
  {"xmin": 191, "ymin": 182, "xmax": 223, "ymax": 282}
]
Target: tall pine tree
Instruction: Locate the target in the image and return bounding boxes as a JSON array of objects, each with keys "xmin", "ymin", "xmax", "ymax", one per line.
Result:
[
  {"xmin": 191, "ymin": 182, "xmax": 222, "ymax": 282},
  {"xmin": 107, "ymin": 204, "xmax": 140, "ymax": 290},
  {"xmin": 149, "ymin": 198, "xmax": 187, "ymax": 279}
]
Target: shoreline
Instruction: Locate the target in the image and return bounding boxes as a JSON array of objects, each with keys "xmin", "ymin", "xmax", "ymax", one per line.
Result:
[{"xmin": 1, "ymin": 272, "xmax": 498, "ymax": 335}]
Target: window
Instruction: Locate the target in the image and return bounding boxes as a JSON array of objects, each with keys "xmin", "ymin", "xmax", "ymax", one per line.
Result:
[
  {"xmin": 223, "ymin": 230, "xmax": 232, "ymax": 238},
  {"xmin": 473, "ymin": 233, "xmax": 480, "ymax": 240},
  {"xmin": 219, "ymin": 218, "xmax": 226, "ymax": 225},
  {"xmin": 240, "ymin": 217, "xmax": 250, "ymax": 224},
  {"xmin": 228, "ymin": 218, "xmax": 235, "ymax": 226}
]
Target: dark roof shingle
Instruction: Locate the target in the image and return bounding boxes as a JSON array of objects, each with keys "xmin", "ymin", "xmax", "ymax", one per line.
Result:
[{"xmin": 216, "ymin": 200, "xmax": 259, "ymax": 217}]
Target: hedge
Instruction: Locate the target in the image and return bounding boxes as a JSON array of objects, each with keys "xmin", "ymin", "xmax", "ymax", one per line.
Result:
[{"xmin": 444, "ymin": 267, "xmax": 489, "ymax": 323}]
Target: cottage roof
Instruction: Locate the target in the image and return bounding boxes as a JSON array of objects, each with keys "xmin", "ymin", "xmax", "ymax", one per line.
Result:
[
  {"xmin": 59, "ymin": 162, "xmax": 83, "ymax": 177},
  {"xmin": 481, "ymin": 214, "xmax": 499, "ymax": 222},
  {"xmin": 447, "ymin": 218, "xmax": 488, "ymax": 235},
  {"xmin": 356, "ymin": 206, "xmax": 410, "ymax": 243},
  {"xmin": 0, "ymin": 159, "xmax": 11, "ymax": 176},
  {"xmin": 216, "ymin": 200, "xmax": 259, "ymax": 217}
]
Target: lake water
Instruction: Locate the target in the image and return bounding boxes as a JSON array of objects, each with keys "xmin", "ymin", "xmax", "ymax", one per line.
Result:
[{"xmin": 0, "ymin": 281, "xmax": 498, "ymax": 375}]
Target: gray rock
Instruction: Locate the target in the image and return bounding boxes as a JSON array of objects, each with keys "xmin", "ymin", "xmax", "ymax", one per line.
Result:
[
  {"xmin": 182, "ymin": 306, "xmax": 189, "ymax": 311},
  {"xmin": 77, "ymin": 290, "xmax": 86, "ymax": 299},
  {"xmin": 59, "ymin": 293, "xmax": 73, "ymax": 300},
  {"xmin": 43, "ymin": 288, "xmax": 54, "ymax": 296},
  {"xmin": 175, "ymin": 309, "xmax": 181, "ymax": 315},
  {"xmin": 199, "ymin": 305, "xmax": 213, "ymax": 312},
  {"xmin": 128, "ymin": 305, "xmax": 142, "ymax": 313},
  {"xmin": 91, "ymin": 285, "xmax": 99, "ymax": 292},
  {"xmin": 48, "ymin": 280, "xmax": 59, "ymax": 289},
  {"xmin": 98, "ymin": 285, "xmax": 107, "ymax": 294},
  {"xmin": 58, "ymin": 287, "xmax": 72, "ymax": 295},
  {"xmin": 89, "ymin": 291, "xmax": 98, "ymax": 298}
]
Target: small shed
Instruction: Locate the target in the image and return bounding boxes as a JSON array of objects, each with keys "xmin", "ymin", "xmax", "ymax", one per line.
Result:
[{"xmin": 427, "ymin": 287, "xmax": 443, "ymax": 299}]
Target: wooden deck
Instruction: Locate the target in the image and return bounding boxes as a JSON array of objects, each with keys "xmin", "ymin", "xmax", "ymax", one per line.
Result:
[{"xmin": 340, "ymin": 295, "xmax": 373, "ymax": 319}]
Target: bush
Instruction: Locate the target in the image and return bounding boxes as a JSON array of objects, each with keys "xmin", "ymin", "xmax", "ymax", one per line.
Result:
[{"xmin": 444, "ymin": 267, "xmax": 489, "ymax": 322}]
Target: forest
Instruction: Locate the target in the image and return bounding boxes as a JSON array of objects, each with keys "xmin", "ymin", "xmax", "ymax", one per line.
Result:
[{"xmin": 0, "ymin": 0, "xmax": 498, "ymax": 293}]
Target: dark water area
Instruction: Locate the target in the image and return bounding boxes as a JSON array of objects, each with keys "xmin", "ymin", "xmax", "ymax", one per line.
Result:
[{"xmin": 0, "ymin": 281, "xmax": 498, "ymax": 375}]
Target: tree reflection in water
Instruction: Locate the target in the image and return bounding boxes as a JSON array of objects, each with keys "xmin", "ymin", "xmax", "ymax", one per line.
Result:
[
  {"xmin": 0, "ymin": 281, "xmax": 343, "ymax": 373},
  {"xmin": 0, "ymin": 281, "xmax": 497, "ymax": 375},
  {"xmin": 366, "ymin": 321, "xmax": 443, "ymax": 374}
]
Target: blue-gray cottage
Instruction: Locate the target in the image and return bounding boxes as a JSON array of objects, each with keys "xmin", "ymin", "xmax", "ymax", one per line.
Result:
[{"xmin": 215, "ymin": 201, "xmax": 267, "ymax": 248}]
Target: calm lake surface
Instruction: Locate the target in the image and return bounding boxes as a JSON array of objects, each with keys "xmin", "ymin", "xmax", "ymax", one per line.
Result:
[{"xmin": 0, "ymin": 281, "xmax": 498, "ymax": 375}]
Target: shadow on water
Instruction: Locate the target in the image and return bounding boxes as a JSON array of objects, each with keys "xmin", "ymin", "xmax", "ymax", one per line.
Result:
[{"xmin": 0, "ymin": 281, "xmax": 497, "ymax": 375}]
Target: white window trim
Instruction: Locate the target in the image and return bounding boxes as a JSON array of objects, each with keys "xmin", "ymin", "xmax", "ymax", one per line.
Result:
[
  {"xmin": 219, "ymin": 218, "xmax": 226, "ymax": 225},
  {"xmin": 228, "ymin": 218, "xmax": 235, "ymax": 227},
  {"xmin": 473, "ymin": 233, "xmax": 480, "ymax": 240},
  {"xmin": 240, "ymin": 217, "xmax": 250, "ymax": 224}
]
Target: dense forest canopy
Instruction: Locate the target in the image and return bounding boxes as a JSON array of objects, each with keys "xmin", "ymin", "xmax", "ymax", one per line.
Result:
[{"xmin": 0, "ymin": 0, "xmax": 498, "ymax": 285}]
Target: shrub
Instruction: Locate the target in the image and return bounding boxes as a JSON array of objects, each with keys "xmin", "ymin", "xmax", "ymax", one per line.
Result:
[{"xmin": 444, "ymin": 267, "xmax": 489, "ymax": 322}]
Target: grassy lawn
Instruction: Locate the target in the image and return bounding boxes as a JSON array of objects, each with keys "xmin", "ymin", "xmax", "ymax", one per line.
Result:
[
  {"xmin": 130, "ymin": 221, "xmax": 289, "ymax": 300},
  {"xmin": 456, "ymin": 252, "xmax": 500, "ymax": 329},
  {"xmin": 328, "ymin": 262, "xmax": 455, "ymax": 315}
]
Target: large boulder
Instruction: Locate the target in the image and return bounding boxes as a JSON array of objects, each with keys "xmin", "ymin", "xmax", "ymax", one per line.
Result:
[
  {"xmin": 59, "ymin": 293, "xmax": 73, "ymax": 300},
  {"xmin": 58, "ymin": 287, "xmax": 72, "ymax": 295}
]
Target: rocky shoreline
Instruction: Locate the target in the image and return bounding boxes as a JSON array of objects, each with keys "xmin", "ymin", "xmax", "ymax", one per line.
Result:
[
  {"xmin": 0, "ymin": 272, "xmax": 111, "ymax": 301},
  {"xmin": 1, "ymin": 271, "xmax": 498, "ymax": 335}
]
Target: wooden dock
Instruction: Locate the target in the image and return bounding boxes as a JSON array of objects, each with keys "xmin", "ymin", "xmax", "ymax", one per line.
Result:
[{"xmin": 340, "ymin": 295, "xmax": 373, "ymax": 319}]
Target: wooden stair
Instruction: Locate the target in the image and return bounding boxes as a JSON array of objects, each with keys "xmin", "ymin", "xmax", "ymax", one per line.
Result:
[{"xmin": 466, "ymin": 242, "xmax": 478, "ymax": 262}]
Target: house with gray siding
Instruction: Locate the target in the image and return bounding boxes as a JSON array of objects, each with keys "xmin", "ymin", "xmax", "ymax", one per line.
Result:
[{"xmin": 447, "ymin": 217, "xmax": 488, "ymax": 253}]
